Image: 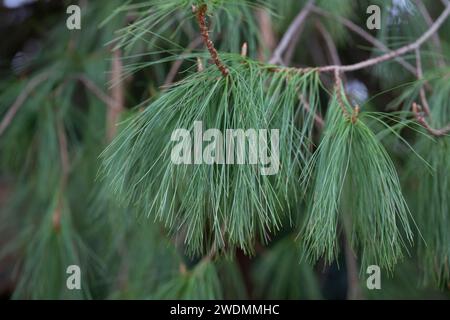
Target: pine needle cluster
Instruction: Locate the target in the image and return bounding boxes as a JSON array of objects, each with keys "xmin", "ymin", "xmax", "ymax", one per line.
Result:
[
  {"xmin": 100, "ymin": 57, "xmax": 320, "ymax": 255},
  {"xmin": 301, "ymin": 92, "xmax": 414, "ymax": 272}
]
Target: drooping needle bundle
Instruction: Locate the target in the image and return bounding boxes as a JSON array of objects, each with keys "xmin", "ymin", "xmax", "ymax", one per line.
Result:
[{"xmin": 301, "ymin": 95, "xmax": 414, "ymax": 272}]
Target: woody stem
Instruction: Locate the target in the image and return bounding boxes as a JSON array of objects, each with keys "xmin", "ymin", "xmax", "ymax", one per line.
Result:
[{"xmin": 195, "ymin": 4, "xmax": 229, "ymax": 77}]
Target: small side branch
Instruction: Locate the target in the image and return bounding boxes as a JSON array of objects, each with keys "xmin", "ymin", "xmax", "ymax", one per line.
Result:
[
  {"xmin": 313, "ymin": 3, "xmax": 450, "ymax": 73},
  {"xmin": 269, "ymin": 0, "xmax": 315, "ymax": 65},
  {"xmin": 310, "ymin": 5, "xmax": 417, "ymax": 76},
  {"xmin": 412, "ymin": 102, "xmax": 450, "ymax": 137},
  {"xmin": 412, "ymin": 48, "xmax": 450, "ymax": 137},
  {"xmin": 316, "ymin": 21, "xmax": 351, "ymax": 119},
  {"xmin": 268, "ymin": 4, "xmax": 450, "ymax": 78},
  {"xmin": 195, "ymin": 4, "xmax": 229, "ymax": 77},
  {"xmin": 334, "ymin": 70, "xmax": 349, "ymax": 117}
]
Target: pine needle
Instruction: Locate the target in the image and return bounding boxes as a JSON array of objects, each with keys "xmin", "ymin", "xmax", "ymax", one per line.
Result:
[
  {"xmin": 100, "ymin": 55, "xmax": 320, "ymax": 255},
  {"xmin": 301, "ymin": 94, "xmax": 414, "ymax": 272}
]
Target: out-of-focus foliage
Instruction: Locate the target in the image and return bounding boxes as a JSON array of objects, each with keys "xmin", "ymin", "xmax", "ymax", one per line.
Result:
[{"xmin": 0, "ymin": 0, "xmax": 449, "ymax": 300}]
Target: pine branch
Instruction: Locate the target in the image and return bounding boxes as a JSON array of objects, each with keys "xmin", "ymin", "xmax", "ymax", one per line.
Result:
[
  {"xmin": 269, "ymin": 0, "xmax": 315, "ymax": 65},
  {"xmin": 100, "ymin": 58, "xmax": 319, "ymax": 255},
  {"xmin": 316, "ymin": 20, "xmax": 354, "ymax": 120},
  {"xmin": 194, "ymin": 4, "xmax": 229, "ymax": 77},
  {"xmin": 412, "ymin": 49, "xmax": 450, "ymax": 137},
  {"xmin": 412, "ymin": 102, "xmax": 450, "ymax": 137},
  {"xmin": 313, "ymin": 3, "xmax": 450, "ymax": 73},
  {"xmin": 310, "ymin": 5, "xmax": 418, "ymax": 76},
  {"xmin": 270, "ymin": 3, "xmax": 450, "ymax": 75},
  {"xmin": 265, "ymin": 4, "xmax": 324, "ymax": 129},
  {"xmin": 334, "ymin": 70, "xmax": 350, "ymax": 117}
]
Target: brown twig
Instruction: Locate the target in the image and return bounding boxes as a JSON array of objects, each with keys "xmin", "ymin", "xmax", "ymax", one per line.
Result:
[
  {"xmin": 268, "ymin": 2, "xmax": 450, "ymax": 77},
  {"xmin": 310, "ymin": 5, "xmax": 418, "ymax": 76},
  {"xmin": 269, "ymin": 0, "xmax": 315, "ymax": 65},
  {"xmin": 334, "ymin": 70, "xmax": 350, "ymax": 117},
  {"xmin": 313, "ymin": 4, "xmax": 450, "ymax": 73},
  {"xmin": 194, "ymin": 4, "xmax": 229, "ymax": 77},
  {"xmin": 316, "ymin": 21, "xmax": 353, "ymax": 119},
  {"xmin": 0, "ymin": 72, "xmax": 50, "ymax": 137},
  {"xmin": 266, "ymin": 2, "xmax": 450, "ymax": 76},
  {"xmin": 412, "ymin": 49, "xmax": 450, "ymax": 137},
  {"xmin": 412, "ymin": 102, "xmax": 450, "ymax": 137},
  {"xmin": 351, "ymin": 105, "xmax": 360, "ymax": 124},
  {"xmin": 195, "ymin": 1, "xmax": 450, "ymax": 78}
]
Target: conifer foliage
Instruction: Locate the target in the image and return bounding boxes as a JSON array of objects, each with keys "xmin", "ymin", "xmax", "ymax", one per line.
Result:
[{"xmin": 1, "ymin": 0, "xmax": 450, "ymax": 299}]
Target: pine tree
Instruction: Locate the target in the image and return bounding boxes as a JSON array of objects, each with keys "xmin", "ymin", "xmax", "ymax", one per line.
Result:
[{"xmin": 1, "ymin": 0, "xmax": 450, "ymax": 300}]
